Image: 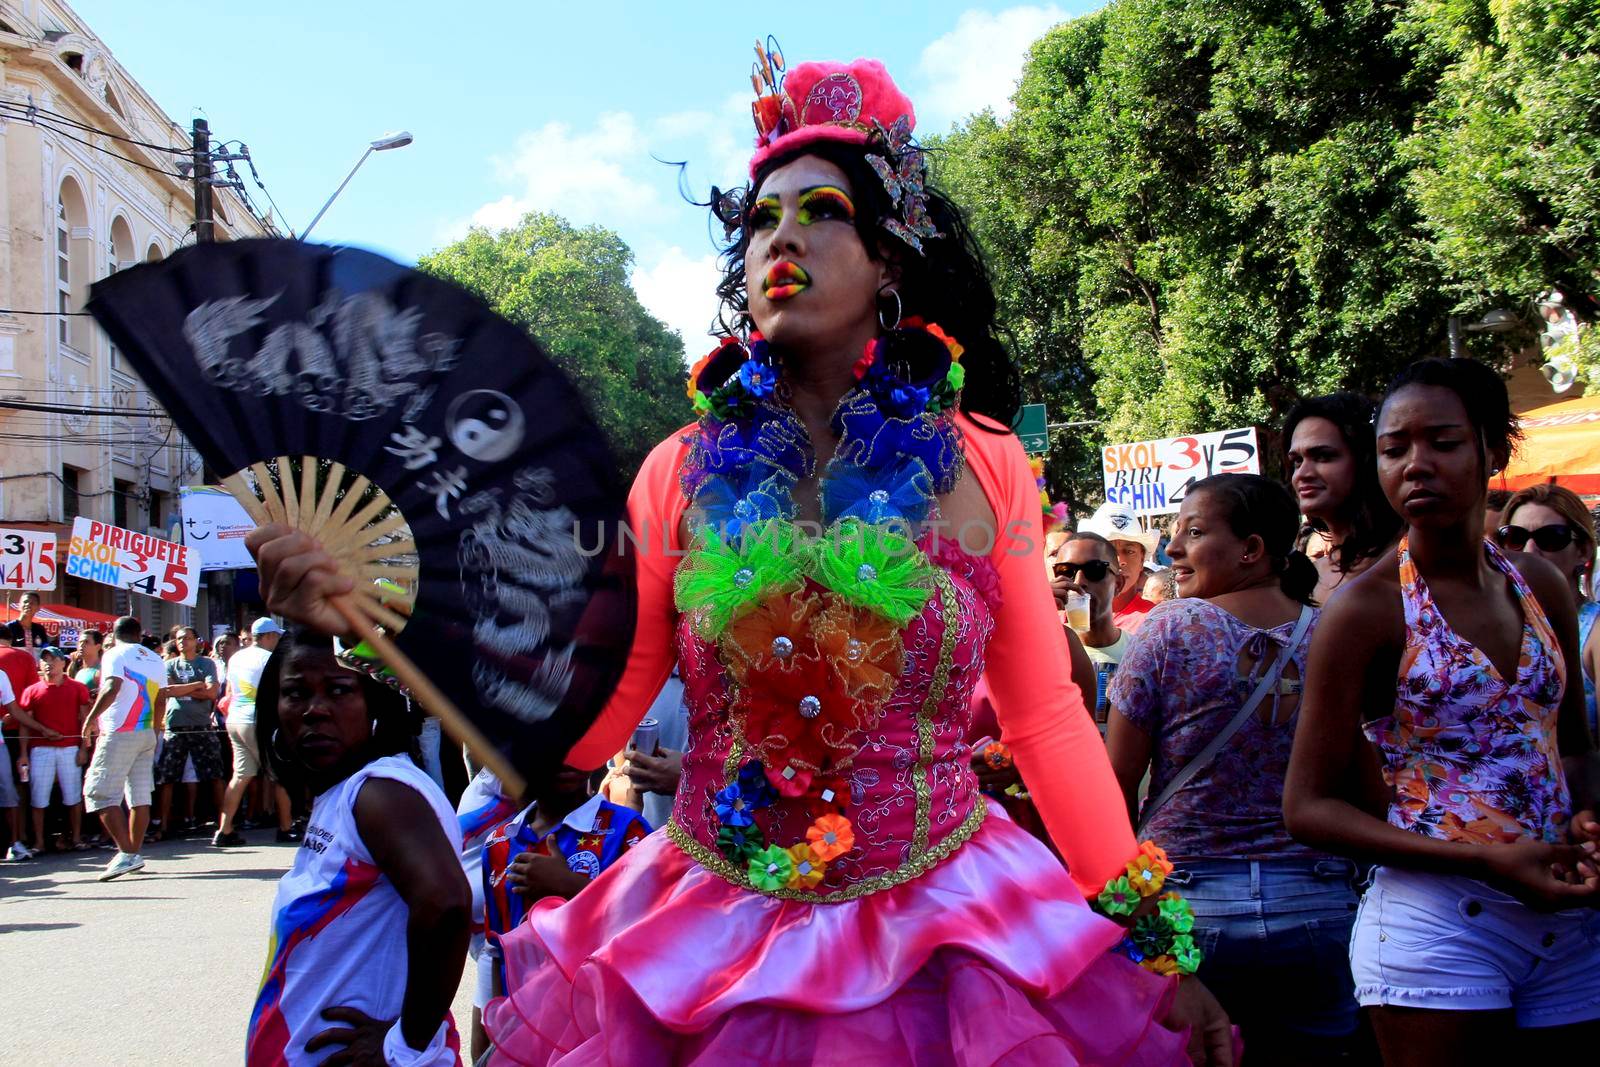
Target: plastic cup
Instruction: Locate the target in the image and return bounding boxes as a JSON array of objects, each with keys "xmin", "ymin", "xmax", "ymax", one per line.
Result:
[{"xmin": 1065, "ymin": 591, "xmax": 1091, "ymax": 632}]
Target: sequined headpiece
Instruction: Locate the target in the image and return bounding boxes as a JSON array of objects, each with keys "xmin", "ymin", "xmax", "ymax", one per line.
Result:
[{"xmin": 748, "ymin": 41, "xmax": 943, "ymax": 254}]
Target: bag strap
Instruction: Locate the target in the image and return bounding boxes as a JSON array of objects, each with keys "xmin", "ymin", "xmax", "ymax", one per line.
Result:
[{"xmin": 1138, "ymin": 604, "xmax": 1315, "ymax": 834}]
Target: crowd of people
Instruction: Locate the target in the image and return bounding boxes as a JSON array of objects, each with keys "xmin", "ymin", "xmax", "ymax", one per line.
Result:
[{"xmin": 0, "ymin": 605, "xmax": 307, "ymax": 873}]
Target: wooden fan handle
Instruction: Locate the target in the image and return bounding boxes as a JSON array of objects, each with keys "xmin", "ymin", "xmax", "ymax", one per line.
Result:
[{"xmin": 330, "ymin": 596, "xmax": 527, "ymax": 799}]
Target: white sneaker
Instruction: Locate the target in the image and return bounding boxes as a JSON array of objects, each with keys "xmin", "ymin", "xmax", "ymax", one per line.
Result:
[
  {"xmin": 6, "ymin": 841, "xmax": 34, "ymax": 861},
  {"xmin": 99, "ymin": 851, "xmax": 143, "ymax": 881}
]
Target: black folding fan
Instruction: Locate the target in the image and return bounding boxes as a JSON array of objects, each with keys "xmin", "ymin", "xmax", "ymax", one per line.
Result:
[{"xmin": 89, "ymin": 239, "xmax": 637, "ymax": 796}]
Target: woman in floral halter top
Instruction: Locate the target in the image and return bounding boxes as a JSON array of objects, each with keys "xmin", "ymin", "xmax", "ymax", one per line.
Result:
[{"xmin": 1286, "ymin": 357, "xmax": 1600, "ymax": 1062}]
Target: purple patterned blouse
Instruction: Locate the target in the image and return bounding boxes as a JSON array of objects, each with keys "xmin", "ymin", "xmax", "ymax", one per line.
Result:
[{"xmin": 1109, "ymin": 598, "xmax": 1327, "ymax": 862}]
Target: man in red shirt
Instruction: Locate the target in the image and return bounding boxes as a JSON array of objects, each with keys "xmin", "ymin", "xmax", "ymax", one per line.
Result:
[{"xmin": 18, "ymin": 647, "xmax": 91, "ymax": 851}]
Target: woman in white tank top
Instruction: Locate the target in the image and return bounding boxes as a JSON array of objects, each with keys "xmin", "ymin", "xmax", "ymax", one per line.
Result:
[{"xmin": 245, "ymin": 627, "xmax": 471, "ymax": 1067}]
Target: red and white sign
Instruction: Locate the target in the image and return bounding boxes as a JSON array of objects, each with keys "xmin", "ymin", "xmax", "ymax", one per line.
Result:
[
  {"xmin": 65, "ymin": 517, "xmax": 198, "ymax": 606},
  {"xmin": 0, "ymin": 529, "xmax": 57, "ymax": 591},
  {"xmin": 1101, "ymin": 427, "xmax": 1261, "ymax": 516}
]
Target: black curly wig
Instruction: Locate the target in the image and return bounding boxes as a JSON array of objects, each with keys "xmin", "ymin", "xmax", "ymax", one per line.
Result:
[{"xmin": 708, "ymin": 141, "xmax": 1021, "ymax": 431}]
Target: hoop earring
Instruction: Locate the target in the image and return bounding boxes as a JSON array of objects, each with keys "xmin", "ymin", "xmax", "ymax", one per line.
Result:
[
  {"xmin": 270, "ymin": 729, "xmax": 294, "ymax": 763},
  {"xmin": 877, "ymin": 288, "xmax": 902, "ymax": 332}
]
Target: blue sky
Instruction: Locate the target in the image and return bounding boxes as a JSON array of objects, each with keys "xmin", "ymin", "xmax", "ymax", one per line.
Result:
[{"xmin": 74, "ymin": 2, "xmax": 1084, "ymax": 352}]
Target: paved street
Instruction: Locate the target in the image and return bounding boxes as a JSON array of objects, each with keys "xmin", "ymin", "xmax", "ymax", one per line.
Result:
[{"xmin": 0, "ymin": 832, "xmax": 476, "ymax": 1066}]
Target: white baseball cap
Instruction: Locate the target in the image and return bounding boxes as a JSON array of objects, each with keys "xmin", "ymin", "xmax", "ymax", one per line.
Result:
[{"xmin": 1078, "ymin": 501, "xmax": 1160, "ymax": 555}]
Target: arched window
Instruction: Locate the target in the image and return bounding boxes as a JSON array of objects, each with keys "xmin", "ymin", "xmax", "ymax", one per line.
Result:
[
  {"xmin": 56, "ymin": 178, "xmax": 90, "ymax": 352},
  {"xmin": 145, "ymin": 242, "xmax": 163, "ymax": 263},
  {"xmin": 108, "ymin": 216, "xmax": 135, "ymax": 370}
]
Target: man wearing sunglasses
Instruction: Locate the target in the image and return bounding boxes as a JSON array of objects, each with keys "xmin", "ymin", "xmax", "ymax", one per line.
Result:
[{"xmin": 1051, "ymin": 532, "xmax": 1128, "ymax": 736}]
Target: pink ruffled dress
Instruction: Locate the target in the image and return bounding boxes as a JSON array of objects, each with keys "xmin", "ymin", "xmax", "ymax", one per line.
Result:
[{"xmin": 484, "ymin": 419, "xmax": 1189, "ymax": 1066}]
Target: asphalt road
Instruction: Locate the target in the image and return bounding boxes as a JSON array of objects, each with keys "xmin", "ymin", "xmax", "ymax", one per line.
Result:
[{"xmin": 0, "ymin": 832, "xmax": 476, "ymax": 1066}]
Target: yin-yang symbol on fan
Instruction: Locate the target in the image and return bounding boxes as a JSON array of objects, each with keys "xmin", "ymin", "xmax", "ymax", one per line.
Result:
[{"xmin": 445, "ymin": 390, "xmax": 526, "ymax": 462}]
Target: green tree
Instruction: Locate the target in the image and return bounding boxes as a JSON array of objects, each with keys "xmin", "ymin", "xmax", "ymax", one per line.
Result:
[
  {"xmin": 419, "ymin": 212, "xmax": 690, "ymax": 473},
  {"xmin": 1406, "ymin": 0, "xmax": 1600, "ymax": 382},
  {"xmin": 936, "ymin": 0, "xmax": 1456, "ymax": 501}
]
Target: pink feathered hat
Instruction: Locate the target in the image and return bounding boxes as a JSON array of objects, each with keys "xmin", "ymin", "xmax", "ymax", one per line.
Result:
[{"xmin": 749, "ymin": 57, "xmax": 917, "ymax": 178}]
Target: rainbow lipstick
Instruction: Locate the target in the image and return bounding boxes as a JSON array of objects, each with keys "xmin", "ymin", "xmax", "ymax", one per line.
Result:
[{"xmin": 764, "ymin": 261, "xmax": 810, "ymax": 300}]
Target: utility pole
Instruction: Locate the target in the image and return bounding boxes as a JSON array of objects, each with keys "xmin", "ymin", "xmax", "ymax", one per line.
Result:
[{"xmin": 192, "ymin": 118, "xmax": 214, "ymax": 243}]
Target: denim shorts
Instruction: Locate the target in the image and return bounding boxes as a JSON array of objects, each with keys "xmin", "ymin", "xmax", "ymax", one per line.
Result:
[
  {"xmin": 1351, "ymin": 866, "xmax": 1600, "ymax": 1027},
  {"xmin": 1169, "ymin": 856, "xmax": 1362, "ymax": 1040}
]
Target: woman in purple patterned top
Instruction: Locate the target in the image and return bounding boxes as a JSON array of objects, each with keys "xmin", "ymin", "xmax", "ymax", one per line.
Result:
[
  {"xmin": 1107, "ymin": 473, "xmax": 1366, "ymax": 1060},
  {"xmin": 1285, "ymin": 357, "xmax": 1600, "ymax": 1062}
]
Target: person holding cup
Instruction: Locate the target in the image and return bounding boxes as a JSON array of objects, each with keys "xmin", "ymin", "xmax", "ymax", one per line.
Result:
[{"xmin": 1051, "ymin": 532, "xmax": 1129, "ymax": 736}]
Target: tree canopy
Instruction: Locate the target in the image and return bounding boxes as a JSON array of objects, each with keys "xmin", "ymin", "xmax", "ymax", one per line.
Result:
[
  {"xmin": 419, "ymin": 212, "xmax": 689, "ymax": 474},
  {"xmin": 932, "ymin": 0, "xmax": 1599, "ymax": 504}
]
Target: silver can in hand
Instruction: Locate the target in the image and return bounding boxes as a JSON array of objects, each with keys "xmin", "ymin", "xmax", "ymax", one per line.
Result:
[{"xmin": 632, "ymin": 717, "xmax": 660, "ymax": 755}]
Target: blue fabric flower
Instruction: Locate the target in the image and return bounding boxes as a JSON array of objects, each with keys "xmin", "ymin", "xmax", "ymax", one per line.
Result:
[
  {"xmin": 822, "ymin": 455, "xmax": 934, "ymax": 527},
  {"xmin": 690, "ymin": 469, "xmax": 795, "ymax": 541},
  {"xmin": 715, "ymin": 783, "xmax": 756, "ymax": 828},
  {"xmin": 737, "ymin": 759, "xmax": 779, "ymax": 809},
  {"xmin": 738, "ymin": 358, "xmax": 777, "ymax": 398}
]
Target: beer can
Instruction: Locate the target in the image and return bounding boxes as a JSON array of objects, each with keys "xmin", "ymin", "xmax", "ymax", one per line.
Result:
[
  {"xmin": 631, "ymin": 717, "xmax": 660, "ymax": 755},
  {"xmin": 18, "ymin": 762, "xmax": 28, "ymax": 785}
]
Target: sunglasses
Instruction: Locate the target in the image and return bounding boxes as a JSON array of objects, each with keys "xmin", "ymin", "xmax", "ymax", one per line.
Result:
[
  {"xmin": 1496, "ymin": 523, "xmax": 1577, "ymax": 552},
  {"xmin": 1055, "ymin": 560, "xmax": 1114, "ymax": 582}
]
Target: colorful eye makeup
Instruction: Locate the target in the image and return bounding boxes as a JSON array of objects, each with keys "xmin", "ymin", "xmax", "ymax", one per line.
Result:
[
  {"xmin": 797, "ymin": 186, "xmax": 855, "ymax": 224},
  {"xmin": 747, "ymin": 187, "xmax": 856, "ymax": 230}
]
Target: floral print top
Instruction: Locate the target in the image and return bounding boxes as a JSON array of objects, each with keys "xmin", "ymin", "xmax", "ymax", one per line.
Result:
[
  {"xmin": 1109, "ymin": 598, "xmax": 1327, "ymax": 861},
  {"xmin": 1364, "ymin": 536, "xmax": 1570, "ymax": 845}
]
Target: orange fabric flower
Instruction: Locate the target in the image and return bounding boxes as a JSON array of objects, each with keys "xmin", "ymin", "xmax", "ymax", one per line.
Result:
[
  {"xmin": 1138, "ymin": 840, "xmax": 1174, "ymax": 876},
  {"xmin": 720, "ymin": 588, "xmax": 823, "ymax": 684},
  {"xmin": 785, "ymin": 843, "xmax": 827, "ymax": 890},
  {"xmin": 806, "ymin": 814, "xmax": 855, "ymax": 861},
  {"xmin": 1140, "ymin": 955, "xmax": 1180, "ymax": 976},
  {"xmin": 813, "ymin": 601, "xmax": 904, "ymax": 703},
  {"xmin": 923, "ymin": 322, "xmax": 965, "ymax": 363}
]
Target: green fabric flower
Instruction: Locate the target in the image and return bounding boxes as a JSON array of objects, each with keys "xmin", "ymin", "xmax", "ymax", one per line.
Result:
[
  {"xmin": 945, "ymin": 362, "xmax": 965, "ymax": 393},
  {"xmin": 675, "ymin": 520, "xmax": 805, "ymax": 639},
  {"xmin": 1171, "ymin": 933, "xmax": 1202, "ymax": 975},
  {"xmin": 1133, "ymin": 913, "xmax": 1172, "ymax": 954},
  {"xmin": 1096, "ymin": 874, "xmax": 1139, "ymax": 918},
  {"xmin": 811, "ymin": 519, "xmax": 933, "ymax": 626},
  {"xmin": 748, "ymin": 844, "xmax": 794, "ymax": 891},
  {"xmin": 1157, "ymin": 894, "xmax": 1195, "ymax": 934},
  {"xmin": 717, "ymin": 823, "xmax": 765, "ymax": 863}
]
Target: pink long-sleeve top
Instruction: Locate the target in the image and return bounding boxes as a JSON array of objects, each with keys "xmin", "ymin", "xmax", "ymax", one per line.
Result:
[{"xmin": 565, "ymin": 412, "xmax": 1138, "ymax": 895}]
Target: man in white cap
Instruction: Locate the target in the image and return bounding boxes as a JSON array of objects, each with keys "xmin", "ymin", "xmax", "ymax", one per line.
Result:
[
  {"xmin": 214, "ymin": 617, "xmax": 296, "ymax": 847},
  {"xmin": 1077, "ymin": 501, "xmax": 1161, "ymax": 633}
]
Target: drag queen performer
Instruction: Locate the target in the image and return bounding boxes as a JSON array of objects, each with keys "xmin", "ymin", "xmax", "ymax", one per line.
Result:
[{"xmin": 251, "ymin": 51, "xmax": 1233, "ymax": 1066}]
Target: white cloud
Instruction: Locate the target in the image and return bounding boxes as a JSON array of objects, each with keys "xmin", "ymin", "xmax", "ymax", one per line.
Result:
[
  {"xmin": 474, "ymin": 111, "xmax": 664, "ymax": 231},
  {"xmin": 917, "ymin": 5, "xmax": 1068, "ymax": 131},
  {"xmin": 632, "ymin": 246, "xmax": 724, "ymax": 356}
]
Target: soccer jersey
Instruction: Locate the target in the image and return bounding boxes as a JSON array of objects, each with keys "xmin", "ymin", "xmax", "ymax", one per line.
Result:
[
  {"xmin": 456, "ymin": 767, "xmax": 517, "ymax": 935},
  {"xmin": 246, "ymin": 755, "xmax": 462, "ymax": 1066},
  {"xmin": 98, "ymin": 643, "xmax": 164, "ymax": 734}
]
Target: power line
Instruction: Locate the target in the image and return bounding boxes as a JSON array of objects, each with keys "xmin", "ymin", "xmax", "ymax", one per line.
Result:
[{"xmin": 0, "ymin": 96, "xmax": 193, "ymax": 155}]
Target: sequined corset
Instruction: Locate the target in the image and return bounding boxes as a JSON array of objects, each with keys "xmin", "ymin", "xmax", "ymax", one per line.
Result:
[
  {"xmin": 668, "ymin": 540, "xmax": 1000, "ymax": 901},
  {"xmin": 1364, "ymin": 537, "xmax": 1571, "ymax": 844}
]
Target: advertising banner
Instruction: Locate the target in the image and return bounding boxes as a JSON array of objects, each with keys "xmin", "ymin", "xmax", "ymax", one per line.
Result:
[
  {"xmin": 65, "ymin": 517, "xmax": 199, "ymax": 606},
  {"xmin": 1101, "ymin": 427, "xmax": 1261, "ymax": 516},
  {"xmin": 178, "ymin": 485, "xmax": 257, "ymax": 571},
  {"xmin": 0, "ymin": 529, "xmax": 57, "ymax": 591}
]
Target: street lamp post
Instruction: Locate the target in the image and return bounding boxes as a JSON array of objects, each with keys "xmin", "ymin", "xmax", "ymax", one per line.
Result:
[
  {"xmin": 300, "ymin": 131, "xmax": 414, "ymax": 241},
  {"xmin": 1447, "ymin": 308, "xmax": 1518, "ymax": 357}
]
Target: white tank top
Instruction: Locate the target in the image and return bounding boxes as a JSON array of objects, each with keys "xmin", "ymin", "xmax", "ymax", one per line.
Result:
[{"xmin": 246, "ymin": 755, "xmax": 464, "ymax": 1065}]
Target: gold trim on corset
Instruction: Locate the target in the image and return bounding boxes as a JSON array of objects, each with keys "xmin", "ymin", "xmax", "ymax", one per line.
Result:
[
  {"xmin": 912, "ymin": 570, "xmax": 959, "ymax": 855},
  {"xmin": 667, "ymin": 797, "xmax": 988, "ymax": 904}
]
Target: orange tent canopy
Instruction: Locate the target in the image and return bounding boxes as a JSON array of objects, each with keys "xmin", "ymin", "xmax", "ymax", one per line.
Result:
[{"xmin": 1500, "ymin": 391, "xmax": 1600, "ymax": 496}]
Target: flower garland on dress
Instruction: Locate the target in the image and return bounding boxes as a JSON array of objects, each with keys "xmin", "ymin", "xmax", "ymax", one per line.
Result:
[{"xmin": 676, "ymin": 320, "xmax": 964, "ymax": 891}]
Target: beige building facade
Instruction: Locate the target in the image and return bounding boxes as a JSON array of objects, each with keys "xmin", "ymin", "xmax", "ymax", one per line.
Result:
[{"xmin": 0, "ymin": 0, "xmax": 273, "ymax": 636}]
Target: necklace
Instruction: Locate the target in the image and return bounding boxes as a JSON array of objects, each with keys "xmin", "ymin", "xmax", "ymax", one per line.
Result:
[{"xmin": 675, "ymin": 322, "xmax": 965, "ymax": 876}]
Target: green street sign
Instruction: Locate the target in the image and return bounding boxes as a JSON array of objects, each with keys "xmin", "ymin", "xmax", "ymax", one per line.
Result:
[{"xmin": 1015, "ymin": 403, "xmax": 1049, "ymax": 454}]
